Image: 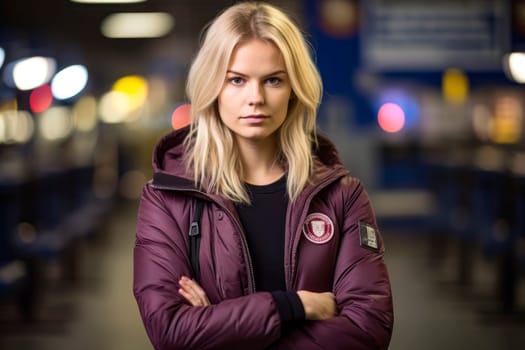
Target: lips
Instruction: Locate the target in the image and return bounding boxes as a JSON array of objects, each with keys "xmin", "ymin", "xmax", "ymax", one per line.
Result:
[{"xmin": 240, "ymin": 114, "xmax": 269, "ymax": 119}]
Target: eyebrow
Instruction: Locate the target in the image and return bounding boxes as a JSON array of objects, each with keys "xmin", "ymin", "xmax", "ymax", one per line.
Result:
[{"xmin": 226, "ymin": 70, "xmax": 287, "ymax": 77}]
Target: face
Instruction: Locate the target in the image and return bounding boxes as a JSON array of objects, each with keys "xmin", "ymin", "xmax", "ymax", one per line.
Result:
[{"xmin": 217, "ymin": 39, "xmax": 292, "ymax": 146}]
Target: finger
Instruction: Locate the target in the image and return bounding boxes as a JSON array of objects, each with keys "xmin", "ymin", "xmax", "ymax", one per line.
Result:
[
  {"xmin": 179, "ymin": 277, "xmax": 210, "ymax": 306},
  {"xmin": 178, "ymin": 288, "xmax": 200, "ymax": 306},
  {"xmin": 179, "ymin": 277, "xmax": 202, "ymax": 306},
  {"xmin": 190, "ymin": 281, "xmax": 210, "ymax": 305},
  {"xmin": 182, "ymin": 278, "xmax": 210, "ymax": 306},
  {"xmin": 179, "ymin": 286, "xmax": 208, "ymax": 307}
]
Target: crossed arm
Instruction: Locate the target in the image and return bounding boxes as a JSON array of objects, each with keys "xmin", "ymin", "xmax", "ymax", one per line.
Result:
[{"xmin": 178, "ymin": 276, "xmax": 337, "ymax": 321}]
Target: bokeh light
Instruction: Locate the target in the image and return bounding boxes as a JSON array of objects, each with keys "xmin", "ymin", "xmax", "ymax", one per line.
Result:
[
  {"xmin": 171, "ymin": 103, "xmax": 191, "ymax": 130},
  {"xmin": 490, "ymin": 95, "xmax": 523, "ymax": 144},
  {"xmin": 98, "ymin": 91, "xmax": 132, "ymax": 124},
  {"xmin": 12, "ymin": 56, "xmax": 56, "ymax": 91},
  {"xmin": 375, "ymin": 89, "xmax": 419, "ymax": 129},
  {"xmin": 112, "ymin": 75, "xmax": 148, "ymax": 112},
  {"xmin": 377, "ymin": 102, "xmax": 405, "ymax": 133},
  {"xmin": 0, "ymin": 47, "xmax": 5, "ymax": 69},
  {"xmin": 30, "ymin": 84, "xmax": 53, "ymax": 113},
  {"xmin": 51, "ymin": 64, "xmax": 89, "ymax": 100},
  {"xmin": 73, "ymin": 95, "xmax": 98, "ymax": 131},
  {"xmin": 319, "ymin": 0, "xmax": 358, "ymax": 37},
  {"xmin": 39, "ymin": 106, "xmax": 73, "ymax": 141},
  {"xmin": 0, "ymin": 110, "xmax": 35, "ymax": 144},
  {"xmin": 442, "ymin": 68, "xmax": 469, "ymax": 104},
  {"xmin": 472, "ymin": 104, "xmax": 492, "ymax": 142},
  {"xmin": 101, "ymin": 12, "xmax": 175, "ymax": 38},
  {"xmin": 504, "ymin": 52, "xmax": 525, "ymax": 83}
]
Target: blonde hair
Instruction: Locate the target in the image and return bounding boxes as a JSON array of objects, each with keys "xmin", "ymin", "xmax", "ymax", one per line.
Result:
[{"xmin": 185, "ymin": 1, "xmax": 322, "ymax": 203}]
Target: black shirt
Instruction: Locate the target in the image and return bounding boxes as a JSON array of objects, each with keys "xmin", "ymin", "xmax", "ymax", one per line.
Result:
[
  {"xmin": 237, "ymin": 175, "xmax": 288, "ymax": 292},
  {"xmin": 236, "ymin": 175, "xmax": 305, "ymax": 329}
]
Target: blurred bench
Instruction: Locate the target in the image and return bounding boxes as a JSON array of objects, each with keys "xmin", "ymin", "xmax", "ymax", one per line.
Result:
[
  {"xmin": 0, "ymin": 178, "xmax": 30, "ymax": 319},
  {"xmin": 0, "ymin": 165, "xmax": 112, "ymax": 322},
  {"xmin": 425, "ymin": 145, "xmax": 525, "ymax": 318}
]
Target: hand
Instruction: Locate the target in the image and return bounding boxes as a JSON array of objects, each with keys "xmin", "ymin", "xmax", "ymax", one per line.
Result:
[
  {"xmin": 297, "ymin": 290, "xmax": 337, "ymax": 320},
  {"xmin": 178, "ymin": 276, "xmax": 211, "ymax": 307}
]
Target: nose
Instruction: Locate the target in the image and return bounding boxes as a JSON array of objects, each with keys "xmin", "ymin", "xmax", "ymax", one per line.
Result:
[{"xmin": 248, "ymin": 82, "xmax": 264, "ymax": 106}]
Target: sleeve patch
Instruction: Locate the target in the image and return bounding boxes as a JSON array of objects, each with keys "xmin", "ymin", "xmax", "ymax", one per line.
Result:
[{"xmin": 358, "ymin": 221, "xmax": 379, "ymax": 252}]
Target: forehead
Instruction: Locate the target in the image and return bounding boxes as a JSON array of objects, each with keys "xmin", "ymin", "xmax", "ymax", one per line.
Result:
[{"xmin": 228, "ymin": 39, "xmax": 286, "ymax": 73}]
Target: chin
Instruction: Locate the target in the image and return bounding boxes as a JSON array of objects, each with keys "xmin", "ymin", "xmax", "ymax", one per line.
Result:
[{"xmin": 238, "ymin": 131, "xmax": 274, "ymax": 141}]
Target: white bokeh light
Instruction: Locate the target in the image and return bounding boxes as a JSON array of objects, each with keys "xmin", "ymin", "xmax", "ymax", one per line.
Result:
[
  {"xmin": 506, "ymin": 52, "xmax": 525, "ymax": 84},
  {"xmin": 13, "ymin": 56, "xmax": 56, "ymax": 91},
  {"xmin": 101, "ymin": 12, "xmax": 174, "ymax": 38},
  {"xmin": 0, "ymin": 47, "xmax": 5, "ymax": 69},
  {"xmin": 51, "ymin": 64, "xmax": 89, "ymax": 100}
]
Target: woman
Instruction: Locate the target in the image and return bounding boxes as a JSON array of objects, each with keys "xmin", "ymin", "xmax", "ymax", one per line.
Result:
[{"xmin": 134, "ymin": 2, "xmax": 393, "ymax": 349}]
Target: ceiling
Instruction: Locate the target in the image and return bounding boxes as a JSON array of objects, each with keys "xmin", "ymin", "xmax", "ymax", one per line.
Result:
[{"xmin": 0, "ymin": 0, "xmax": 301, "ymax": 93}]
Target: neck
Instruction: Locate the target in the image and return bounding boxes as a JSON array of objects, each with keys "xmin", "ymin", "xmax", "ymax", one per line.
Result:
[{"xmin": 238, "ymin": 139, "xmax": 284, "ymax": 185}]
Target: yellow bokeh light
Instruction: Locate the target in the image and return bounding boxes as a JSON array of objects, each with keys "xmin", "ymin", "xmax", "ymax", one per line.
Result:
[
  {"xmin": 490, "ymin": 96, "xmax": 523, "ymax": 144},
  {"xmin": 112, "ymin": 75, "xmax": 148, "ymax": 112},
  {"xmin": 442, "ymin": 68, "xmax": 469, "ymax": 104}
]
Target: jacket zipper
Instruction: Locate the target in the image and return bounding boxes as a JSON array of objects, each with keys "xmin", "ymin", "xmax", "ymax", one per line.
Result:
[
  {"xmin": 219, "ymin": 205, "xmax": 256, "ymax": 293},
  {"xmin": 286, "ymin": 169, "xmax": 348, "ymax": 291},
  {"xmin": 151, "ymin": 183, "xmax": 256, "ymax": 294}
]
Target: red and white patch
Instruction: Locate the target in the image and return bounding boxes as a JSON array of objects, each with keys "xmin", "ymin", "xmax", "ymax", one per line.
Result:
[{"xmin": 303, "ymin": 213, "xmax": 334, "ymax": 244}]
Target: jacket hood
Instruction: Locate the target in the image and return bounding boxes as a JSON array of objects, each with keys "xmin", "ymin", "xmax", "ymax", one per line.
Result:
[
  {"xmin": 153, "ymin": 126, "xmax": 191, "ymax": 177},
  {"xmin": 314, "ymin": 131, "xmax": 345, "ymax": 168},
  {"xmin": 151, "ymin": 126, "xmax": 347, "ymax": 188}
]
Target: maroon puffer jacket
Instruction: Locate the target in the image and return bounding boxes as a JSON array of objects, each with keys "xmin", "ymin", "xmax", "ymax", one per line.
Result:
[{"xmin": 134, "ymin": 127, "xmax": 393, "ymax": 350}]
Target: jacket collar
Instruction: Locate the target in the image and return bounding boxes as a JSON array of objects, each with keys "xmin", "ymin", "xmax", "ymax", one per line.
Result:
[{"xmin": 151, "ymin": 127, "xmax": 349, "ymax": 195}]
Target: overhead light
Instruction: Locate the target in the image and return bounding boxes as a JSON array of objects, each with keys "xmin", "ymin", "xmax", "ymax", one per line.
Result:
[
  {"xmin": 101, "ymin": 12, "xmax": 175, "ymax": 38},
  {"xmin": 71, "ymin": 0, "xmax": 147, "ymax": 3}
]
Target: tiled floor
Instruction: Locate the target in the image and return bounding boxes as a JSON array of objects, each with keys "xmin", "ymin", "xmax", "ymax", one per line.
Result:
[{"xmin": 1, "ymin": 200, "xmax": 524, "ymax": 349}]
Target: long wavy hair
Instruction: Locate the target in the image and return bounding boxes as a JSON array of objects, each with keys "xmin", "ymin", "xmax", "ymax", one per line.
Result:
[{"xmin": 184, "ymin": 1, "xmax": 322, "ymax": 203}]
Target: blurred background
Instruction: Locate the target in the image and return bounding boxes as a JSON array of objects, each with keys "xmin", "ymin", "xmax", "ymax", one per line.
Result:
[{"xmin": 1, "ymin": 0, "xmax": 525, "ymax": 349}]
